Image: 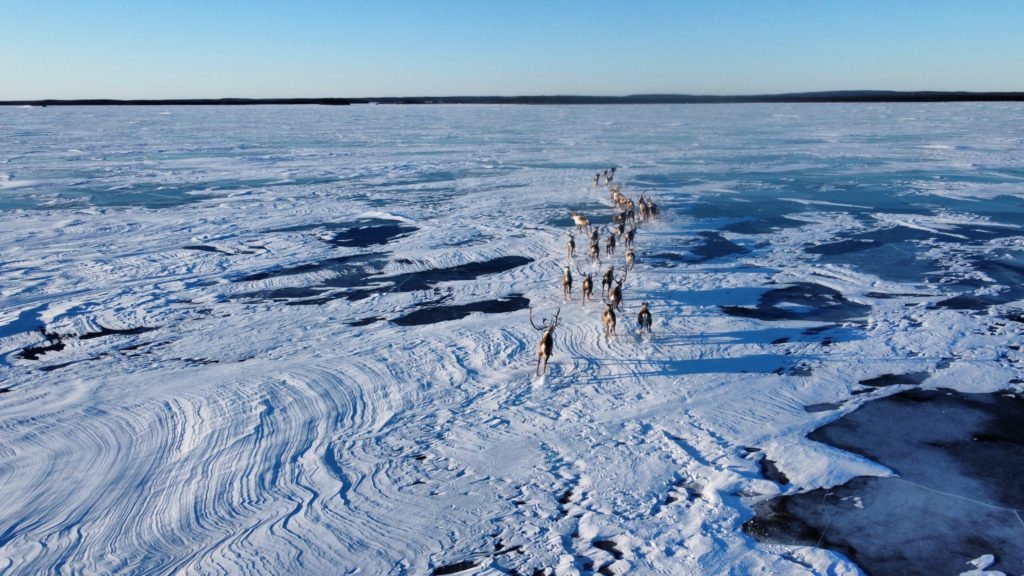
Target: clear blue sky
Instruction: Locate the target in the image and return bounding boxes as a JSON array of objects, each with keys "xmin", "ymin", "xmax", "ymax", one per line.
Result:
[{"xmin": 3, "ymin": 0, "xmax": 1023, "ymax": 99}]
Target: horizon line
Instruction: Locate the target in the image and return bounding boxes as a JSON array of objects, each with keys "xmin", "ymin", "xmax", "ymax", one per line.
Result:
[{"xmin": 3, "ymin": 90, "xmax": 1024, "ymax": 106}]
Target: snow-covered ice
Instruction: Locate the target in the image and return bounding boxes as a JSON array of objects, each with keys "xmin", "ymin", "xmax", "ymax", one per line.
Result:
[{"xmin": 1, "ymin": 103, "xmax": 1022, "ymax": 574}]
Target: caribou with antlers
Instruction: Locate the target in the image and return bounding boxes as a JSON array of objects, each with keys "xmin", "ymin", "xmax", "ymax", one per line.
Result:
[
  {"xmin": 605, "ymin": 231, "xmax": 616, "ymax": 256},
  {"xmin": 561, "ymin": 266, "xmax": 573, "ymax": 301},
  {"xmin": 601, "ymin": 265, "xmax": 615, "ymax": 296},
  {"xmin": 625, "ymin": 247, "xmax": 636, "ymax": 271},
  {"xmin": 567, "ymin": 233, "xmax": 576, "ymax": 261},
  {"xmin": 609, "ymin": 268, "xmax": 627, "ymax": 310},
  {"xmin": 530, "ymin": 307, "xmax": 562, "ymax": 376}
]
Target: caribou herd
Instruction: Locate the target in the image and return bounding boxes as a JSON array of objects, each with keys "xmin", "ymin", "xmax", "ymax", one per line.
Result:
[{"xmin": 531, "ymin": 168, "xmax": 659, "ymax": 376}]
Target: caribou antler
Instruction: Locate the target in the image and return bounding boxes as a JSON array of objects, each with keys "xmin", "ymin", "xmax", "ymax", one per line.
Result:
[
  {"xmin": 530, "ymin": 307, "xmax": 561, "ymax": 330},
  {"xmin": 529, "ymin": 307, "xmax": 547, "ymax": 331},
  {"xmin": 550, "ymin": 307, "xmax": 561, "ymax": 328}
]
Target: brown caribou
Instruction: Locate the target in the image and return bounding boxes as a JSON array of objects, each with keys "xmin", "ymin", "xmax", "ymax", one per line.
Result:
[
  {"xmin": 609, "ymin": 268, "xmax": 627, "ymax": 310},
  {"xmin": 637, "ymin": 302, "xmax": 652, "ymax": 334},
  {"xmin": 602, "ymin": 301, "xmax": 617, "ymax": 339},
  {"xmin": 577, "ymin": 263, "xmax": 594, "ymax": 306},
  {"xmin": 530, "ymin": 307, "xmax": 562, "ymax": 376}
]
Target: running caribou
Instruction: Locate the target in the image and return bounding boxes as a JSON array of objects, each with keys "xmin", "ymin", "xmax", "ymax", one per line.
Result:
[
  {"xmin": 579, "ymin": 266, "xmax": 594, "ymax": 305},
  {"xmin": 637, "ymin": 302, "xmax": 652, "ymax": 334},
  {"xmin": 530, "ymin": 308, "xmax": 562, "ymax": 376}
]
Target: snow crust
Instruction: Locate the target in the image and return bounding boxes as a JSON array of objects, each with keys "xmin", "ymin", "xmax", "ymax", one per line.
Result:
[{"xmin": 1, "ymin": 103, "xmax": 1022, "ymax": 575}]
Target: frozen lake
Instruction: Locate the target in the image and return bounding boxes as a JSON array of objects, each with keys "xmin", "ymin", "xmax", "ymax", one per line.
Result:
[{"xmin": 1, "ymin": 104, "xmax": 1023, "ymax": 574}]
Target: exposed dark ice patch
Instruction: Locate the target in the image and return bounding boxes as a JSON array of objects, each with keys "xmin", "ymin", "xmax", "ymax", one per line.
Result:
[
  {"xmin": 804, "ymin": 402, "xmax": 842, "ymax": 413},
  {"xmin": 79, "ymin": 325, "xmax": 157, "ymax": 340},
  {"xmin": 807, "ymin": 224, "xmax": 1023, "ymax": 285},
  {"xmin": 858, "ymin": 371, "xmax": 930, "ymax": 387},
  {"xmin": 592, "ymin": 540, "xmax": 624, "ymax": 560},
  {"xmin": 267, "ymin": 218, "xmax": 417, "ymax": 248},
  {"xmin": 721, "ymin": 216, "xmax": 807, "ymax": 235},
  {"xmin": 0, "ymin": 305, "xmax": 47, "ymax": 340},
  {"xmin": 0, "ymin": 387, "xmax": 12, "ymax": 393},
  {"xmin": 432, "ymin": 560, "xmax": 479, "ymax": 575},
  {"xmin": 720, "ymin": 282, "xmax": 871, "ymax": 323},
  {"xmin": 182, "ymin": 245, "xmax": 231, "ymax": 254},
  {"xmin": 237, "ymin": 254, "xmax": 383, "ymax": 283},
  {"xmin": 745, "ymin": 389, "xmax": 1024, "ymax": 576},
  {"xmin": 646, "ymin": 252, "xmax": 691, "ymax": 268},
  {"xmin": 647, "ymin": 232, "xmax": 748, "ymax": 266},
  {"xmin": 933, "ymin": 258, "xmax": 1024, "ymax": 310},
  {"xmin": 17, "ymin": 329, "xmax": 65, "ymax": 360},
  {"xmin": 758, "ymin": 457, "xmax": 790, "ymax": 486},
  {"xmin": 688, "ymin": 232, "xmax": 748, "ymax": 261},
  {"xmin": 348, "ymin": 316, "xmax": 382, "ymax": 327},
  {"xmin": 376, "ymin": 256, "xmax": 533, "ymax": 293},
  {"xmin": 805, "ymin": 238, "xmax": 882, "ymax": 256},
  {"xmin": 392, "ymin": 295, "xmax": 530, "ymax": 326},
  {"xmin": 1004, "ymin": 312, "xmax": 1024, "ymax": 324},
  {"xmin": 324, "ymin": 221, "xmax": 417, "ymax": 248},
  {"xmin": 236, "ymin": 255, "xmax": 533, "ymax": 307},
  {"xmin": 257, "ymin": 287, "xmax": 331, "ymax": 301},
  {"xmin": 865, "ymin": 291, "xmax": 934, "ymax": 299},
  {"xmin": 774, "ymin": 362, "xmax": 813, "ymax": 377}
]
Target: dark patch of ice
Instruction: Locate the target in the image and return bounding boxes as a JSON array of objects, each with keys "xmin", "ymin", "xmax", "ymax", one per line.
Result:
[
  {"xmin": 746, "ymin": 389, "xmax": 1024, "ymax": 575},
  {"xmin": 804, "ymin": 402, "xmax": 842, "ymax": 413},
  {"xmin": 0, "ymin": 305, "xmax": 47, "ymax": 340},
  {"xmin": 79, "ymin": 325, "xmax": 157, "ymax": 340},
  {"xmin": 241, "ymin": 254, "xmax": 532, "ymax": 305},
  {"xmin": 432, "ymin": 560, "xmax": 478, "ymax": 575},
  {"xmin": 267, "ymin": 218, "xmax": 416, "ymax": 249},
  {"xmin": 392, "ymin": 295, "xmax": 530, "ymax": 326},
  {"xmin": 720, "ymin": 282, "xmax": 871, "ymax": 323},
  {"xmin": 865, "ymin": 291, "xmax": 934, "ymax": 299},
  {"xmin": 758, "ymin": 457, "xmax": 790, "ymax": 486},
  {"xmin": 236, "ymin": 254, "xmax": 382, "ymax": 283},
  {"xmin": 933, "ymin": 258, "xmax": 1024, "ymax": 310},
  {"xmin": 1003, "ymin": 312, "xmax": 1024, "ymax": 324},
  {"xmin": 805, "ymin": 238, "xmax": 882, "ymax": 256},
  {"xmin": 324, "ymin": 221, "xmax": 417, "ymax": 248},
  {"xmin": 379, "ymin": 256, "xmax": 533, "ymax": 293},
  {"xmin": 689, "ymin": 231, "xmax": 748, "ymax": 261},
  {"xmin": 646, "ymin": 232, "xmax": 748, "ymax": 266},
  {"xmin": 17, "ymin": 329, "xmax": 65, "ymax": 360},
  {"xmin": 858, "ymin": 371, "xmax": 930, "ymax": 387},
  {"xmin": 182, "ymin": 245, "xmax": 231, "ymax": 254},
  {"xmin": 592, "ymin": 540, "xmax": 624, "ymax": 560},
  {"xmin": 348, "ymin": 317, "xmax": 382, "ymax": 327},
  {"xmin": 721, "ymin": 216, "xmax": 807, "ymax": 235},
  {"xmin": 774, "ymin": 363, "xmax": 813, "ymax": 377}
]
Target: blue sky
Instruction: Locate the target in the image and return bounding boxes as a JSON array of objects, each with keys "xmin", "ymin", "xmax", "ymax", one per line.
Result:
[{"xmin": 3, "ymin": 0, "xmax": 1023, "ymax": 99}]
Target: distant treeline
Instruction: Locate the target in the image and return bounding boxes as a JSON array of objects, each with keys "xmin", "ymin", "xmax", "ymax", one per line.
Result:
[{"xmin": 3, "ymin": 91, "xmax": 1024, "ymax": 106}]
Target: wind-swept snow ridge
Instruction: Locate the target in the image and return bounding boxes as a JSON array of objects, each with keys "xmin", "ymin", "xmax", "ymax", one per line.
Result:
[{"xmin": 1, "ymin": 104, "xmax": 1023, "ymax": 575}]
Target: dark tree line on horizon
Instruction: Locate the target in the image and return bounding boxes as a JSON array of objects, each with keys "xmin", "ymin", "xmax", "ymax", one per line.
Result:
[{"xmin": 3, "ymin": 91, "xmax": 1024, "ymax": 106}]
